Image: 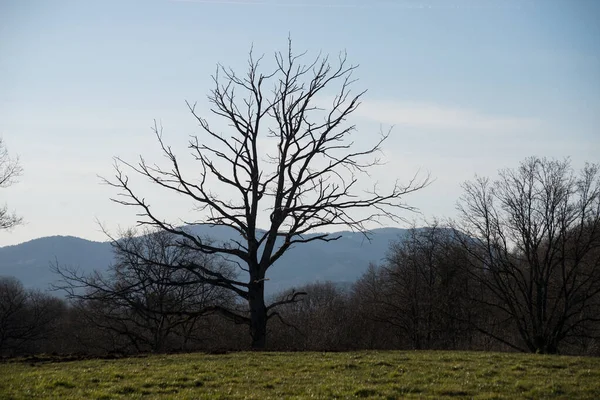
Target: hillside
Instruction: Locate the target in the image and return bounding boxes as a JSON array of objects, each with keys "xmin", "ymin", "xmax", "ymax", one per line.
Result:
[{"xmin": 0, "ymin": 226, "xmax": 408, "ymax": 294}]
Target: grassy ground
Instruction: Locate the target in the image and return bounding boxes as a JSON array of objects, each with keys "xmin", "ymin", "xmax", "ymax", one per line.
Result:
[{"xmin": 1, "ymin": 351, "xmax": 599, "ymax": 399}]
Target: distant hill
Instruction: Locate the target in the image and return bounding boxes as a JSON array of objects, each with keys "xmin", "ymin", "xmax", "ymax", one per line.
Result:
[{"xmin": 0, "ymin": 226, "xmax": 409, "ymax": 295}]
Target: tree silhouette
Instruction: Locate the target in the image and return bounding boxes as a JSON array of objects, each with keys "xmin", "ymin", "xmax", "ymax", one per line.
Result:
[
  {"xmin": 106, "ymin": 40, "xmax": 428, "ymax": 349},
  {"xmin": 455, "ymin": 157, "xmax": 600, "ymax": 353}
]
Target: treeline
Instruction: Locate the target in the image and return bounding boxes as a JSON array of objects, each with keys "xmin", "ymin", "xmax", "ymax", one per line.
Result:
[
  {"xmin": 0, "ymin": 264, "xmax": 527, "ymax": 357},
  {"xmin": 1, "ymin": 157, "xmax": 599, "ymax": 357},
  {"xmin": 2, "ymin": 225, "xmax": 598, "ymax": 357}
]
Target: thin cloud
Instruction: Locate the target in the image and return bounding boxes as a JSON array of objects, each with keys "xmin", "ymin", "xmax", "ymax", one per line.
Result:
[
  {"xmin": 354, "ymin": 100, "xmax": 542, "ymax": 133},
  {"xmin": 168, "ymin": 0, "xmax": 445, "ymax": 9},
  {"xmin": 168, "ymin": 0, "xmax": 529, "ymax": 10},
  {"xmin": 169, "ymin": 0, "xmax": 366, "ymax": 8}
]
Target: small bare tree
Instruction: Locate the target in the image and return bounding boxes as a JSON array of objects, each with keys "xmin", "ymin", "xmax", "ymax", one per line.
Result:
[
  {"xmin": 106, "ymin": 40, "xmax": 428, "ymax": 349},
  {"xmin": 0, "ymin": 137, "xmax": 23, "ymax": 230},
  {"xmin": 54, "ymin": 229, "xmax": 236, "ymax": 353},
  {"xmin": 455, "ymin": 157, "xmax": 600, "ymax": 353},
  {"xmin": 269, "ymin": 281, "xmax": 353, "ymax": 351},
  {"xmin": 0, "ymin": 277, "xmax": 65, "ymax": 355},
  {"xmin": 358, "ymin": 224, "xmax": 475, "ymax": 350}
]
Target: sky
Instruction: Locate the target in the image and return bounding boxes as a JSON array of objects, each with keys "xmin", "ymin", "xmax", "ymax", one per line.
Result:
[{"xmin": 0, "ymin": 0, "xmax": 599, "ymax": 247}]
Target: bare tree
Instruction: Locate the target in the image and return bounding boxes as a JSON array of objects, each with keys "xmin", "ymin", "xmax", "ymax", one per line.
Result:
[
  {"xmin": 351, "ymin": 264, "xmax": 400, "ymax": 349},
  {"xmin": 104, "ymin": 41, "xmax": 428, "ymax": 349},
  {"xmin": 0, "ymin": 277, "xmax": 65, "ymax": 355},
  {"xmin": 454, "ymin": 157, "xmax": 600, "ymax": 353},
  {"xmin": 54, "ymin": 228, "xmax": 237, "ymax": 353},
  {"xmin": 0, "ymin": 137, "xmax": 23, "ymax": 230},
  {"xmin": 357, "ymin": 224, "xmax": 476, "ymax": 350},
  {"xmin": 269, "ymin": 281, "xmax": 354, "ymax": 351}
]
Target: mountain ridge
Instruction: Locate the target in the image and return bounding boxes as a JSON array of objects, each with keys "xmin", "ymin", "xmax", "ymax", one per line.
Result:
[{"xmin": 0, "ymin": 226, "xmax": 409, "ymax": 295}]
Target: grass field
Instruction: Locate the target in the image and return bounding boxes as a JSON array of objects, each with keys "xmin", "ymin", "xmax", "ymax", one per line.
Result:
[{"xmin": 1, "ymin": 351, "xmax": 599, "ymax": 399}]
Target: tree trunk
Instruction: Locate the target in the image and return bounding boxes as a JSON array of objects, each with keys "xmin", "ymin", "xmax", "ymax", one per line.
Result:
[
  {"xmin": 531, "ymin": 335, "xmax": 558, "ymax": 354},
  {"xmin": 249, "ymin": 278, "xmax": 267, "ymax": 350}
]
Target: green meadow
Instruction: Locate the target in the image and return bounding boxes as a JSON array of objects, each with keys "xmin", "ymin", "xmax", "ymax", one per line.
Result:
[{"xmin": 1, "ymin": 351, "xmax": 599, "ymax": 399}]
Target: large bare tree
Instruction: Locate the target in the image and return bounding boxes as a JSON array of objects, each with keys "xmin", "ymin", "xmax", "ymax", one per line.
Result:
[
  {"xmin": 0, "ymin": 137, "xmax": 23, "ymax": 230},
  {"xmin": 106, "ymin": 41, "xmax": 428, "ymax": 348},
  {"xmin": 455, "ymin": 157, "xmax": 600, "ymax": 353}
]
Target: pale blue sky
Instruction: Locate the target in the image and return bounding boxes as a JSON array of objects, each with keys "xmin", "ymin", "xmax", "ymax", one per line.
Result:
[{"xmin": 1, "ymin": 0, "xmax": 599, "ymax": 246}]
